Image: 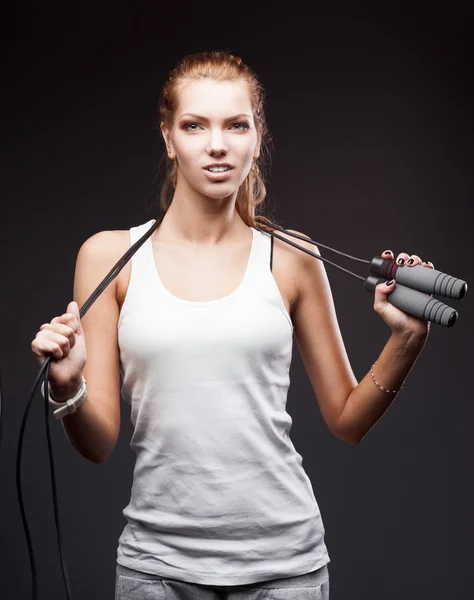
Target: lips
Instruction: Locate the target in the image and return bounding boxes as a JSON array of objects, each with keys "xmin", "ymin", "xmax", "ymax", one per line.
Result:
[
  {"xmin": 203, "ymin": 163, "xmax": 234, "ymax": 171},
  {"xmin": 203, "ymin": 164, "xmax": 234, "ymax": 181}
]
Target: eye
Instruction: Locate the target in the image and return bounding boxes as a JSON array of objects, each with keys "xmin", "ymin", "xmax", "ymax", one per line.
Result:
[
  {"xmin": 182, "ymin": 122, "xmax": 202, "ymax": 131},
  {"xmin": 230, "ymin": 122, "xmax": 250, "ymax": 131},
  {"xmin": 182, "ymin": 121, "xmax": 250, "ymax": 132}
]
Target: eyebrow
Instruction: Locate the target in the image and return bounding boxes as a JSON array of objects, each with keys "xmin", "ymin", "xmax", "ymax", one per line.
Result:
[{"xmin": 179, "ymin": 113, "xmax": 253, "ymax": 122}]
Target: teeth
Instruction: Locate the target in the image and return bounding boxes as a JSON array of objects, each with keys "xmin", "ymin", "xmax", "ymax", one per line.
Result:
[{"xmin": 208, "ymin": 166, "xmax": 230, "ymax": 172}]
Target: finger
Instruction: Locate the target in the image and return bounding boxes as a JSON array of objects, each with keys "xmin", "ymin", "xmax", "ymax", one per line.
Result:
[
  {"xmin": 373, "ymin": 279, "xmax": 396, "ymax": 314},
  {"xmin": 38, "ymin": 324, "xmax": 76, "ymax": 349},
  {"xmin": 32, "ymin": 340, "xmax": 62, "ymax": 360},
  {"xmin": 40, "ymin": 322, "xmax": 74, "ymax": 337},
  {"xmin": 52, "ymin": 313, "xmax": 75, "ymax": 325},
  {"xmin": 422, "ymin": 260, "xmax": 434, "ymax": 269},
  {"xmin": 396, "ymin": 252, "xmax": 410, "ymax": 265},
  {"xmin": 406, "ymin": 254, "xmax": 422, "ymax": 266},
  {"xmin": 34, "ymin": 334, "xmax": 69, "ymax": 359},
  {"xmin": 382, "ymin": 249, "xmax": 394, "ymax": 258},
  {"xmin": 376, "ymin": 279, "xmax": 396, "ymax": 294},
  {"xmin": 47, "ymin": 332, "xmax": 71, "ymax": 357},
  {"xmin": 51, "ymin": 313, "xmax": 80, "ymax": 333}
]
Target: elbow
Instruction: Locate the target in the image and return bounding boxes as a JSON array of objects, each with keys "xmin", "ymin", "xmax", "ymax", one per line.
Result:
[
  {"xmin": 333, "ymin": 430, "xmax": 360, "ymax": 445},
  {"xmin": 88, "ymin": 453, "xmax": 108, "ymax": 464},
  {"xmin": 87, "ymin": 448, "xmax": 114, "ymax": 464},
  {"xmin": 332, "ymin": 404, "xmax": 361, "ymax": 445},
  {"xmin": 331, "ymin": 422, "xmax": 361, "ymax": 445},
  {"xmin": 78, "ymin": 449, "xmax": 109, "ymax": 464},
  {"xmin": 69, "ymin": 438, "xmax": 116, "ymax": 464},
  {"xmin": 64, "ymin": 433, "xmax": 114, "ymax": 464},
  {"xmin": 89, "ymin": 442, "xmax": 117, "ymax": 464}
]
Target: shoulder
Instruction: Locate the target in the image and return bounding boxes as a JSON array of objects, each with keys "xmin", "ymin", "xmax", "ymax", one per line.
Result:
[
  {"xmin": 269, "ymin": 226, "xmax": 321, "ymax": 276},
  {"xmin": 78, "ymin": 229, "xmax": 130, "ymax": 260},
  {"xmin": 264, "ymin": 225, "xmax": 321, "ymax": 307},
  {"xmin": 275, "ymin": 228, "xmax": 319, "ymax": 259},
  {"xmin": 75, "ymin": 230, "xmax": 131, "ymax": 295}
]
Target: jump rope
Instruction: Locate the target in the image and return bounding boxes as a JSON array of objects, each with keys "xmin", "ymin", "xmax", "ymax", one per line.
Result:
[{"xmin": 0, "ymin": 211, "xmax": 468, "ymax": 599}]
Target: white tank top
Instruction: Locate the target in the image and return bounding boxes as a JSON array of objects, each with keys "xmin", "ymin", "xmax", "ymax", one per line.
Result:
[{"xmin": 116, "ymin": 218, "xmax": 330, "ymax": 585}]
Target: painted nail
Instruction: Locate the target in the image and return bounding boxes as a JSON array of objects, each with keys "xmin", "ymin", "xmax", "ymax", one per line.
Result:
[
  {"xmin": 386, "ymin": 279, "xmax": 394, "ymax": 285},
  {"xmin": 407, "ymin": 258, "xmax": 414, "ymax": 265},
  {"xmin": 397, "ymin": 258, "xmax": 405, "ymax": 265},
  {"xmin": 383, "ymin": 251, "xmax": 391, "ymax": 256}
]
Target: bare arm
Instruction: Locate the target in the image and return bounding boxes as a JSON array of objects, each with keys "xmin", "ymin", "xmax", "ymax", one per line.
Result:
[
  {"xmin": 289, "ymin": 230, "xmax": 359, "ymax": 443},
  {"xmin": 57, "ymin": 231, "xmax": 123, "ymax": 463},
  {"xmin": 290, "ymin": 229, "xmax": 430, "ymax": 444},
  {"xmin": 335, "ymin": 332, "xmax": 426, "ymax": 444}
]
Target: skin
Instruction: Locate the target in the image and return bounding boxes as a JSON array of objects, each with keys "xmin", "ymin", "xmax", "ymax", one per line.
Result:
[
  {"xmin": 160, "ymin": 76, "xmax": 434, "ymax": 340},
  {"xmin": 35, "ymin": 79, "xmax": 436, "ymax": 362},
  {"xmin": 31, "ymin": 75, "xmax": 435, "ymax": 450},
  {"xmin": 375, "ymin": 250, "xmax": 435, "ymax": 339},
  {"xmin": 159, "ymin": 78, "xmax": 261, "ymax": 246}
]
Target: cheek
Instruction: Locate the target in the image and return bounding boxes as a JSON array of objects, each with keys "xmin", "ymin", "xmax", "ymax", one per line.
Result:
[
  {"xmin": 174, "ymin": 140, "xmax": 199, "ymax": 165},
  {"xmin": 234, "ymin": 137, "xmax": 257, "ymax": 162}
]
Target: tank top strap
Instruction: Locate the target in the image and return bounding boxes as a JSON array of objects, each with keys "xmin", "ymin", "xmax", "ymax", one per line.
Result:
[
  {"xmin": 130, "ymin": 219, "xmax": 156, "ymax": 246},
  {"xmin": 270, "ymin": 231, "xmax": 274, "ymax": 272},
  {"xmin": 249, "ymin": 226, "xmax": 294, "ymax": 332},
  {"xmin": 251, "ymin": 226, "xmax": 274, "ymax": 273},
  {"xmin": 128, "ymin": 219, "xmax": 156, "ymax": 278},
  {"xmin": 120, "ymin": 219, "xmax": 157, "ymax": 311}
]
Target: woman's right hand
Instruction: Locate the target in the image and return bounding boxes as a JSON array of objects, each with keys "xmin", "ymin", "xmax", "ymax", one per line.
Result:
[{"xmin": 31, "ymin": 301, "xmax": 87, "ymax": 395}]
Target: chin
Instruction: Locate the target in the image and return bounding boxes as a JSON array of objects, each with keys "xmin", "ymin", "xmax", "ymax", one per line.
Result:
[{"xmin": 200, "ymin": 185, "xmax": 238, "ymax": 200}]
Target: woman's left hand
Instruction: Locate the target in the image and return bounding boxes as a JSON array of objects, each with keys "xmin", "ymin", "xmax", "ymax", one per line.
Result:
[{"xmin": 373, "ymin": 250, "xmax": 435, "ymax": 340}]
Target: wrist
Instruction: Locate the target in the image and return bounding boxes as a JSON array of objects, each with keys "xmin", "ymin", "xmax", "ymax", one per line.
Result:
[
  {"xmin": 390, "ymin": 329, "xmax": 427, "ymax": 349},
  {"xmin": 49, "ymin": 374, "xmax": 84, "ymax": 403}
]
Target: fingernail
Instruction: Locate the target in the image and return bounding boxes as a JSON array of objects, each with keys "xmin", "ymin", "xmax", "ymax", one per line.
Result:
[
  {"xmin": 407, "ymin": 258, "xmax": 414, "ymax": 265},
  {"xmin": 397, "ymin": 258, "xmax": 405, "ymax": 265},
  {"xmin": 386, "ymin": 279, "xmax": 394, "ymax": 285},
  {"xmin": 383, "ymin": 251, "xmax": 391, "ymax": 256}
]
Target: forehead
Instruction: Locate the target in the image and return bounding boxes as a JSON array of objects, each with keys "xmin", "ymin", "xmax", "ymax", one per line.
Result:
[{"xmin": 176, "ymin": 79, "xmax": 253, "ymax": 119}]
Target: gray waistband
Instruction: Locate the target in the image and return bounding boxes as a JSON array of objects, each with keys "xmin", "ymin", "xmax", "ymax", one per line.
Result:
[{"xmin": 116, "ymin": 562, "xmax": 329, "ymax": 590}]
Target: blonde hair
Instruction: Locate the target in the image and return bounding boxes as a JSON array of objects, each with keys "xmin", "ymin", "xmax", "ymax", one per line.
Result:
[{"xmin": 154, "ymin": 50, "xmax": 276, "ymax": 229}]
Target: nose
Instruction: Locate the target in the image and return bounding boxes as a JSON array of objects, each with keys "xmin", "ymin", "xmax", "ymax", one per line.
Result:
[{"xmin": 207, "ymin": 128, "xmax": 228, "ymax": 156}]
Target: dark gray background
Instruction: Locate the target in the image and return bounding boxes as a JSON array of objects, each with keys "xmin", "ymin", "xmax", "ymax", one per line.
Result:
[{"xmin": 1, "ymin": 7, "xmax": 473, "ymax": 599}]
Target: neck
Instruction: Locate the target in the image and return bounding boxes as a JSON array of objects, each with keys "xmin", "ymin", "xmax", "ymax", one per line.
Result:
[{"xmin": 159, "ymin": 178, "xmax": 249, "ymax": 246}]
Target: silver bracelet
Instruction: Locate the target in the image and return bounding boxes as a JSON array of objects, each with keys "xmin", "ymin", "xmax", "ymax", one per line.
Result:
[
  {"xmin": 370, "ymin": 362, "xmax": 404, "ymax": 395},
  {"xmin": 41, "ymin": 376, "xmax": 87, "ymax": 420}
]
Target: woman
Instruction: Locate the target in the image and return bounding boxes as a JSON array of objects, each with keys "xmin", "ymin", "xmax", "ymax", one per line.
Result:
[{"xmin": 32, "ymin": 51, "xmax": 433, "ymax": 600}]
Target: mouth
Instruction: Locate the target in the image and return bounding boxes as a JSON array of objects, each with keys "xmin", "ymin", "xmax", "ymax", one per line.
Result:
[{"xmin": 203, "ymin": 164, "xmax": 234, "ymax": 181}]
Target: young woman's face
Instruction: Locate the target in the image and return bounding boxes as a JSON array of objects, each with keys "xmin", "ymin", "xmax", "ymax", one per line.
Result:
[{"xmin": 162, "ymin": 79, "xmax": 260, "ymax": 200}]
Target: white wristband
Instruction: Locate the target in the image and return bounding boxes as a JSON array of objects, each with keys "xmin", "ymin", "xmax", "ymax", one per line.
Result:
[{"xmin": 41, "ymin": 376, "xmax": 87, "ymax": 420}]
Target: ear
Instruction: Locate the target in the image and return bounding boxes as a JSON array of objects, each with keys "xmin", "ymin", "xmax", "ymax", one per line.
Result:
[
  {"xmin": 253, "ymin": 134, "xmax": 261, "ymax": 160},
  {"xmin": 160, "ymin": 121, "xmax": 176, "ymax": 160}
]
